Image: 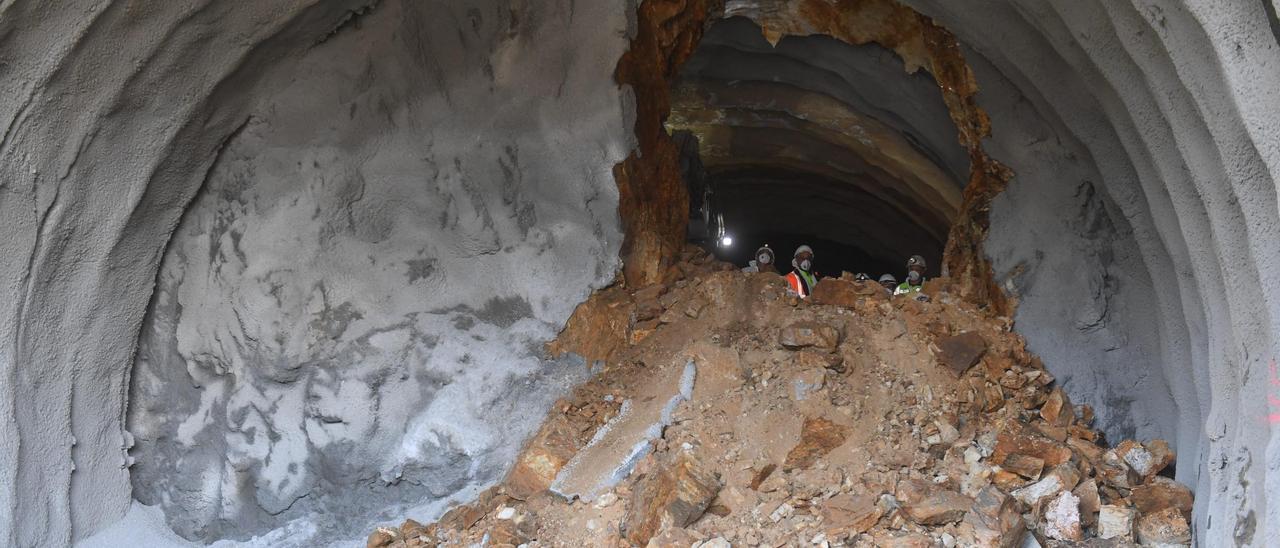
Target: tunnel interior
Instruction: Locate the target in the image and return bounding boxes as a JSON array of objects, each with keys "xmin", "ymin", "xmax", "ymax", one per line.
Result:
[
  {"xmin": 673, "ymin": 17, "xmax": 965, "ymax": 279},
  {"xmin": 2, "ymin": 0, "xmax": 1279, "ymax": 546}
]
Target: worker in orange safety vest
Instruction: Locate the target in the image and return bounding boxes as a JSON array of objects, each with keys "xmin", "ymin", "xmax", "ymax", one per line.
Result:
[{"xmin": 785, "ymin": 245, "xmax": 819, "ymax": 298}]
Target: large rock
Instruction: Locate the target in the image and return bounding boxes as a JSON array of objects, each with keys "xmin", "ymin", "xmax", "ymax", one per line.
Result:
[
  {"xmin": 623, "ymin": 452, "xmax": 723, "ymax": 546},
  {"xmin": 1039, "ymin": 387, "xmax": 1074, "ymax": 427},
  {"xmin": 960, "ymin": 486, "xmax": 1026, "ymax": 548},
  {"xmin": 809, "ymin": 278, "xmax": 882, "ymax": 308},
  {"xmin": 505, "ymin": 413, "xmax": 584, "ymax": 499},
  {"xmin": 821, "ymin": 493, "xmax": 884, "ymax": 538},
  {"xmin": 1135, "ymin": 506, "xmax": 1191, "ymax": 546},
  {"xmin": 1097, "ymin": 505, "xmax": 1137, "ymax": 541},
  {"xmin": 896, "ymin": 478, "xmax": 972, "ymax": 526},
  {"xmin": 778, "ymin": 321, "xmax": 842, "ymax": 350},
  {"xmin": 1011, "ymin": 463, "xmax": 1081, "ymax": 507},
  {"xmin": 991, "ymin": 419, "xmax": 1073, "ymax": 468},
  {"xmin": 1042, "ymin": 491, "xmax": 1083, "ymax": 541},
  {"xmin": 1131, "ymin": 477, "xmax": 1194, "ymax": 522},
  {"xmin": 934, "ymin": 332, "xmax": 987, "ymax": 375},
  {"xmin": 783, "ymin": 416, "xmax": 850, "ymax": 470}
]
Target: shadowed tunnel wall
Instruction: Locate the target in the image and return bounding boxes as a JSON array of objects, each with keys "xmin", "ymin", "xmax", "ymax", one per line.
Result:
[{"xmin": 0, "ymin": 0, "xmax": 1278, "ymax": 546}]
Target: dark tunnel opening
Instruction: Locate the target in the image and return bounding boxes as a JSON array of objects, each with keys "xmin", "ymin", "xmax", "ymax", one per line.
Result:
[{"xmin": 671, "ymin": 17, "xmax": 966, "ymax": 281}]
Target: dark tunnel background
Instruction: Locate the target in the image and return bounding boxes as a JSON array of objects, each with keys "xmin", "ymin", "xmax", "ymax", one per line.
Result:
[{"xmin": 675, "ymin": 17, "xmax": 963, "ymax": 281}]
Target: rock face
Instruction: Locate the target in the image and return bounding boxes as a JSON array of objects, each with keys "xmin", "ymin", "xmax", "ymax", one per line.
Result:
[{"xmin": 622, "ymin": 452, "xmax": 722, "ymax": 545}]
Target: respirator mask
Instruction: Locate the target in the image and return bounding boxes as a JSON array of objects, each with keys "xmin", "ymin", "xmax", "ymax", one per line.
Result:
[
  {"xmin": 907, "ymin": 270, "xmax": 922, "ymax": 283},
  {"xmin": 758, "ymin": 254, "xmax": 772, "ymax": 265},
  {"xmin": 800, "ymin": 259, "xmax": 813, "ymax": 271}
]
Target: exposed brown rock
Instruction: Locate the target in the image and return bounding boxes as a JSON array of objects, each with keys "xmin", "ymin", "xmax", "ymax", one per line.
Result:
[
  {"xmin": 1135, "ymin": 506, "xmax": 1191, "ymax": 546},
  {"xmin": 367, "ymin": 527, "xmax": 398, "ymax": 548},
  {"xmin": 1001, "ymin": 453, "xmax": 1045, "ymax": 480},
  {"xmin": 821, "ymin": 493, "xmax": 884, "ymax": 538},
  {"xmin": 784, "ymin": 416, "xmax": 850, "ymax": 470},
  {"xmin": 960, "ymin": 486, "xmax": 1026, "ymax": 548},
  {"xmin": 547, "ymin": 285, "xmax": 634, "ymax": 363},
  {"xmin": 1011, "ymin": 463, "xmax": 1081, "ymax": 507},
  {"xmin": 505, "ymin": 413, "xmax": 586, "ymax": 499},
  {"xmin": 934, "ymin": 331, "xmax": 987, "ymax": 375},
  {"xmin": 778, "ymin": 321, "xmax": 841, "ymax": 350},
  {"xmin": 1131, "ymin": 477, "xmax": 1194, "ymax": 522},
  {"xmin": 809, "ymin": 278, "xmax": 881, "ymax": 308},
  {"xmin": 1039, "ymin": 387, "xmax": 1074, "ymax": 427},
  {"xmin": 795, "ymin": 348, "xmax": 845, "ymax": 373},
  {"xmin": 1073, "ymin": 479, "xmax": 1102, "ymax": 527},
  {"xmin": 991, "ymin": 419, "xmax": 1073, "ymax": 468},
  {"xmin": 623, "ymin": 452, "xmax": 723, "ymax": 545},
  {"xmin": 896, "ymin": 478, "xmax": 972, "ymax": 525}
]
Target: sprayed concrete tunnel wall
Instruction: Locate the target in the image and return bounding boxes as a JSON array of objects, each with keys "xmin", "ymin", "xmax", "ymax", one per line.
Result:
[
  {"xmin": 1, "ymin": 0, "xmax": 1280, "ymax": 546},
  {"xmin": 0, "ymin": 0, "xmax": 631, "ymax": 544}
]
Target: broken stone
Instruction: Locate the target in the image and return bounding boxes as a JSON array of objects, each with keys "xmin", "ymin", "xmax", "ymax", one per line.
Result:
[
  {"xmin": 1073, "ymin": 479, "xmax": 1101, "ymax": 527},
  {"xmin": 1130, "ymin": 476, "xmax": 1193, "ymax": 522},
  {"xmin": 367, "ymin": 527, "xmax": 398, "ymax": 548},
  {"xmin": 960, "ymin": 486, "xmax": 1025, "ymax": 548},
  {"xmin": 683, "ymin": 297, "xmax": 708, "ymax": 318},
  {"xmin": 1042, "ymin": 491, "xmax": 1083, "ymax": 541},
  {"xmin": 1135, "ymin": 506, "xmax": 1191, "ymax": 546},
  {"xmin": 934, "ymin": 332, "xmax": 987, "ymax": 375},
  {"xmin": 991, "ymin": 419, "xmax": 1073, "ymax": 468},
  {"xmin": 809, "ymin": 278, "xmax": 874, "ymax": 308},
  {"xmin": 1144, "ymin": 439, "xmax": 1175, "ymax": 478},
  {"xmin": 795, "ymin": 349, "xmax": 845, "ymax": 372},
  {"xmin": 623, "ymin": 452, "xmax": 723, "ymax": 546},
  {"xmin": 792, "ymin": 368, "xmax": 826, "ymax": 400},
  {"xmin": 784, "ymin": 416, "xmax": 850, "ymax": 470},
  {"xmin": 896, "ymin": 478, "xmax": 972, "ymax": 526},
  {"xmin": 1115, "ymin": 440, "xmax": 1158, "ymax": 479},
  {"xmin": 748, "ymin": 464, "xmax": 775, "ymax": 491},
  {"xmin": 505, "ymin": 415, "xmax": 583, "ymax": 499},
  {"xmin": 873, "ymin": 531, "xmax": 936, "ymax": 548},
  {"xmin": 1039, "ymin": 388, "xmax": 1074, "ymax": 427},
  {"xmin": 821, "ymin": 493, "xmax": 884, "ymax": 538},
  {"xmin": 1001, "ymin": 453, "xmax": 1045, "ymax": 480},
  {"xmin": 1097, "ymin": 504, "xmax": 1137, "ymax": 541},
  {"xmin": 1011, "ymin": 463, "xmax": 1081, "ymax": 507},
  {"xmin": 778, "ymin": 321, "xmax": 841, "ymax": 350},
  {"xmin": 629, "ymin": 318, "xmax": 660, "ymax": 345}
]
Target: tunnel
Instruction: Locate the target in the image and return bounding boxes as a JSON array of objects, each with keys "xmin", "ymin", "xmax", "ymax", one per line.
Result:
[{"xmin": 0, "ymin": 0, "xmax": 1277, "ymax": 546}]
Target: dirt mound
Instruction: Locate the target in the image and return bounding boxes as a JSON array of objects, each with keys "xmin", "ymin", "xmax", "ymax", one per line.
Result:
[{"xmin": 369, "ymin": 248, "xmax": 1192, "ymax": 548}]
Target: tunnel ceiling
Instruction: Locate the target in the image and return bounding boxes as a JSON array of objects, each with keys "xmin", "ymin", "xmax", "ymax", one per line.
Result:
[{"xmin": 668, "ymin": 17, "xmax": 967, "ymax": 269}]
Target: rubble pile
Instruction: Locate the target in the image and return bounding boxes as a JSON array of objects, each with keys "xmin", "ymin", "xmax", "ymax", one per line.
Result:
[{"xmin": 369, "ymin": 247, "xmax": 1194, "ymax": 547}]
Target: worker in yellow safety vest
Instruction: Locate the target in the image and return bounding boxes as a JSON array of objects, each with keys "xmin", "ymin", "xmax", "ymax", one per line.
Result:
[
  {"xmin": 894, "ymin": 255, "xmax": 928, "ymax": 296},
  {"xmin": 785, "ymin": 245, "xmax": 819, "ymax": 298}
]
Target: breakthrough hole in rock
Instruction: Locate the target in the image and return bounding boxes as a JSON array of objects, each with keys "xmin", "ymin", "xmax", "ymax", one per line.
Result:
[
  {"xmin": 2, "ymin": 0, "xmax": 1277, "ymax": 546},
  {"xmin": 673, "ymin": 16, "xmax": 965, "ymax": 278}
]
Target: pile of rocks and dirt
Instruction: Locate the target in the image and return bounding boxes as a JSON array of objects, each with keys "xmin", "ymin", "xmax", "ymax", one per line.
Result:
[{"xmin": 367, "ymin": 247, "xmax": 1194, "ymax": 547}]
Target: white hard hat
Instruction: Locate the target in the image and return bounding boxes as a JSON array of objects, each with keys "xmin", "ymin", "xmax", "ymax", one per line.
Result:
[
  {"xmin": 907, "ymin": 255, "xmax": 927, "ymax": 268},
  {"xmin": 879, "ymin": 274, "xmax": 897, "ymax": 283},
  {"xmin": 794, "ymin": 245, "xmax": 814, "ymax": 257}
]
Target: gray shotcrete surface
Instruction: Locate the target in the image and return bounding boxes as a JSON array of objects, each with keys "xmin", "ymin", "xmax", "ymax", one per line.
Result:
[
  {"xmin": 0, "ymin": 0, "xmax": 631, "ymax": 545},
  {"xmin": 1, "ymin": 0, "xmax": 1278, "ymax": 546}
]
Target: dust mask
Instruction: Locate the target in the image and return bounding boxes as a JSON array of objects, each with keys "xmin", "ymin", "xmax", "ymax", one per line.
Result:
[
  {"xmin": 800, "ymin": 259, "xmax": 812, "ymax": 272},
  {"xmin": 758, "ymin": 254, "xmax": 771, "ymax": 265},
  {"xmin": 908, "ymin": 270, "xmax": 922, "ymax": 283}
]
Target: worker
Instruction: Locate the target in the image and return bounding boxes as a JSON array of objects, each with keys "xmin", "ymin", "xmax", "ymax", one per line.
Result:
[
  {"xmin": 854, "ymin": 272, "xmax": 871, "ymax": 282},
  {"xmin": 742, "ymin": 245, "xmax": 777, "ymax": 274},
  {"xmin": 878, "ymin": 273, "xmax": 897, "ymax": 293},
  {"xmin": 785, "ymin": 245, "xmax": 818, "ymax": 298},
  {"xmin": 894, "ymin": 255, "xmax": 928, "ymax": 296}
]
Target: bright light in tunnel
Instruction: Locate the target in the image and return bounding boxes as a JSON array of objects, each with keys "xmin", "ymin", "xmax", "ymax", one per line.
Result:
[{"xmin": 720, "ymin": 235, "xmax": 733, "ymax": 247}]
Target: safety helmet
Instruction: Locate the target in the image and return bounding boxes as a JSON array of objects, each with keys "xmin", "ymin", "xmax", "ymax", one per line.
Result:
[
  {"xmin": 879, "ymin": 274, "xmax": 897, "ymax": 284},
  {"xmin": 854, "ymin": 273, "xmax": 871, "ymax": 281},
  {"xmin": 755, "ymin": 246, "xmax": 775, "ymax": 263},
  {"xmin": 906, "ymin": 255, "xmax": 927, "ymax": 269},
  {"xmin": 794, "ymin": 245, "xmax": 814, "ymax": 258}
]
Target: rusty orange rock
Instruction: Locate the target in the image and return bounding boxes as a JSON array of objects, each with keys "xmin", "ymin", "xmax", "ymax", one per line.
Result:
[{"xmin": 784, "ymin": 416, "xmax": 851, "ymax": 470}]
